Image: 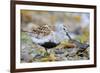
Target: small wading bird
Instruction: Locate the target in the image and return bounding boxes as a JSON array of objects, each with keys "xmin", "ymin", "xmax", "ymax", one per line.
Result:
[{"xmin": 30, "ymin": 23, "xmax": 89, "ymax": 53}]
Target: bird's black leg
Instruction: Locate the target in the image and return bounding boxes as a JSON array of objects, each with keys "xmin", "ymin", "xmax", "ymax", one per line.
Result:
[
  {"xmin": 45, "ymin": 48, "xmax": 48, "ymax": 52},
  {"xmin": 44, "ymin": 48, "xmax": 50, "ymax": 55}
]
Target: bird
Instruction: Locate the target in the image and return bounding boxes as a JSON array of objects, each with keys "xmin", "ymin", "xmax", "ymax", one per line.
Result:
[
  {"xmin": 29, "ymin": 23, "xmax": 69, "ymax": 52},
  {"xmin": 29, "ymin": 22, "xmax": 89, "ymax": 53}
]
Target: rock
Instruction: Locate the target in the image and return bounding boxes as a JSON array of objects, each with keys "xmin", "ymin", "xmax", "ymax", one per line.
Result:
[
  {"xmin": 21, "ymin": 47, "xmax": 33, "ymax": 62},
  {"xmin": 34, "ymin": 54, "xmax": 43, "ymax": 59},
  {"xmin": 54, "ymin": 49, "xmax": 64, "ymax": 54}
]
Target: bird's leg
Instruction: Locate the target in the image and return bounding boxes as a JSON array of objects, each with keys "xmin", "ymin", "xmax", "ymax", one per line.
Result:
[
  {"xmin": 45, "ymin": 48, "xmax": 48, "ymax": 52},
  {"xmin": 44, "ymin": 48, "xmax": 50, "ymax": 56}
]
